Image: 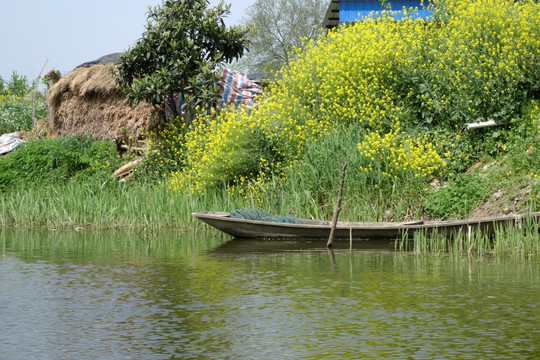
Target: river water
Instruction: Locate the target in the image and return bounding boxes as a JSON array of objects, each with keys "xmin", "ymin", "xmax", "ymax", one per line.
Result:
[{"xmin": 1, "ymin": 229, "xmax": 539, "ymax": 359}]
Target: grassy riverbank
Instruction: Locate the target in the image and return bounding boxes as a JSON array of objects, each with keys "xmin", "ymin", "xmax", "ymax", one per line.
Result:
[
  {"xmin": 1, "ymin": 123, "xmax": 536, "ymax": 231},
  {"xmin": 1, "ymin": 0, "xmax": 539, "ymax": 258}
]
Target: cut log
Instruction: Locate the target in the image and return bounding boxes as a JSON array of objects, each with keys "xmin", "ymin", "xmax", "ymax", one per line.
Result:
[{"xmin": 113, "ymin": 157, "xmax": 143, "ymax": 177}]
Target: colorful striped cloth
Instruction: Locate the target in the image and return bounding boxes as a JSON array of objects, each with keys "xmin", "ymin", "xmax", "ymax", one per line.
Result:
[
  {"xmin": 218, "ymin": 67, "xmax": 262, "ymax": 109},
  {"xmin": 165, "ymin": 67, "xmax": 262, "ymax": 120}
]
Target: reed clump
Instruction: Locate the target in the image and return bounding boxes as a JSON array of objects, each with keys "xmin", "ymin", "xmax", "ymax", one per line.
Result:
[{"xmin": 397, "ymin": 213, "xmax": 540, "ymax": 259}]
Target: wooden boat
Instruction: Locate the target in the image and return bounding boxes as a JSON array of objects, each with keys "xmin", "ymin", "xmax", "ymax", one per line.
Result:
[{"xmin": 192, "ymin": 211, "xmax": 540, "ymax": 240}]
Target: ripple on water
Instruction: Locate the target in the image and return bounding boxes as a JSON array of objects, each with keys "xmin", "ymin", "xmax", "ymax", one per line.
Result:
[{"xmin": 1, "ymin": 239, "xmax": 540, "ymax": 359}]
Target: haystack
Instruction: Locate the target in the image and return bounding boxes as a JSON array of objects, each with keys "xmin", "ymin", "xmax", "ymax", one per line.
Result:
[{"xmin": 47, "ymin": 64, "xmax": 163, "ymax": 143}]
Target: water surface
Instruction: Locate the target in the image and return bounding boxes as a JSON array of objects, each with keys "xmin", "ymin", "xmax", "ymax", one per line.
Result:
[{"xmin": 1, "ymin": 230, "xmax": 539, "ymax": 359}]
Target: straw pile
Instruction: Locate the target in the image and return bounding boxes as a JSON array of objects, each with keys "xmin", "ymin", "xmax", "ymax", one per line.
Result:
[{"xmin": 47, "ymin": 64, "xmax": 163, "ymax": 143}]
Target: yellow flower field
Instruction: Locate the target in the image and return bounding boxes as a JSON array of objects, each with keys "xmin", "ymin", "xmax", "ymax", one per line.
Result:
[{"xmin": 165, "ymin": 0, "xmax": 540, "ymax": 197}]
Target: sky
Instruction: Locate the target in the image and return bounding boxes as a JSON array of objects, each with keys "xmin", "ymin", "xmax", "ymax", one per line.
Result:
[{"xmin": 0, "ymin": 0, "xmax": 257, "ymax": 84}]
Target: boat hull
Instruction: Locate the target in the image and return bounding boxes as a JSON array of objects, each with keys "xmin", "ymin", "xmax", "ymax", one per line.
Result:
[{"xmin": 192, "ymin": 211, "xmax": 540, "ymax": 240}]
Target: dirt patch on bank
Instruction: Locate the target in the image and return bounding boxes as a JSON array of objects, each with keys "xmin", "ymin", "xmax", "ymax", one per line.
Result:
[
  {"xmin": 470, "ymin": 183, "xmax": 533, "ymax": 218},
  {"xmin": 467, "ymin": 159, "xmax": 535, "ymax": 218}
]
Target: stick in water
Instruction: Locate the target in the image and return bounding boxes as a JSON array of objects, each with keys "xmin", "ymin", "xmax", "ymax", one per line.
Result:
[{"xmin": 327, "ymin": 162, "xmax": 348, "ymax": 248}]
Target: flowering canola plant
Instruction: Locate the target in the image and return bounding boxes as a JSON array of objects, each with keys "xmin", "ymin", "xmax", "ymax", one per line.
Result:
[
  {"xmin": 168, "ymin": 0, "xmax": 540, "ymax": 195},
  {"xmin": 528, "ymin": 100, "xmax": 540, "ymax": 204}
]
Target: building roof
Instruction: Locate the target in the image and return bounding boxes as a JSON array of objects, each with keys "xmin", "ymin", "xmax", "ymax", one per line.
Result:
[
  {"xmin": 323, "ymin": 0, "xmax": 341, "ymax": 30},
  {"xmin": 322, "ymin": 0, "xmax": 432, "ymax": 29}
]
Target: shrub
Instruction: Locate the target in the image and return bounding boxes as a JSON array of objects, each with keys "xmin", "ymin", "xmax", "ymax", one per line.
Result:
[
  {"xmin": 131, "ymin": 116, "xmax": 187, "ymax": 183},
  {"xmin": 0, "ymin": 137, "xmax": 120, "ymax": 192},
  {"xmin": 424, "ymin": 173, "xmax": 488, "ymax": 219}
]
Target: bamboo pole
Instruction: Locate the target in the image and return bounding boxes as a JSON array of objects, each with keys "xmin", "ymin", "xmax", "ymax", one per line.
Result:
[
  {"xmin": 32, "ymin": 60, "xmax": 48, "ymax": 124},
  {"xmin": 327, "ymin": 162, "xmax": 348, "ymax": 248}
]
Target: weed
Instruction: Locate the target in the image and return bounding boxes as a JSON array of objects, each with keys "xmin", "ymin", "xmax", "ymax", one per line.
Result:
[{"xmin": 424, "ymin": 173, "xmax": 488, "ymax": 219}]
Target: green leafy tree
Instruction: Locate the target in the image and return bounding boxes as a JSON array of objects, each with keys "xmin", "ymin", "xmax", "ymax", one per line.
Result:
[
  {"xmin": 237, "ymin": 0, "xmax": 327, "ymax": 75},
  {"xmin": 115, "ymin": 0, "xmax": 248, "ymax": 119},
  {"xmin": 0, "ymin": 72, "xmax": 31, "ymax": 97}
]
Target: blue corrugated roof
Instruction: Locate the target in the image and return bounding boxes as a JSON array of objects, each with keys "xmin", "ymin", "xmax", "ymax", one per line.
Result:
[
  {"xmin": 341, "ymin": 0, "xmax": 432, "ymax": 21},
  {"xmin": 323, "ymin": 0, "xmax": 434, "ymax": 29}
]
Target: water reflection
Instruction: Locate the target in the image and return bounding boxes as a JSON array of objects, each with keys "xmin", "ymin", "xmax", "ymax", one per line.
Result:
[
  {"xmin": 1, "ymin": 230, "xmax": 539, "ymax": 359},
  {"xmin": 211, "ymin": 238, "xmax": 398, "ymax": 254}
]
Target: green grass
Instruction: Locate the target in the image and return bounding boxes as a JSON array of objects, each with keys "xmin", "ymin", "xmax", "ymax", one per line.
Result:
[
  {"xmin": 0, "ymin": 136, "xmax": 122, "ymax": 192},
  {"xmin": 1, "ymin": 182, "xmax": 185, "ymax": 230},
  {"xmin": 492, "ymin": 215, "xmax": 540, "ymax": 259},
  {"xmin": 0, "ymin": 178, "xmax": 257, "ymax": 230}
]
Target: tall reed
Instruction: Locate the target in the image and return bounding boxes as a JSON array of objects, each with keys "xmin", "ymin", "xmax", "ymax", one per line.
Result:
[
  {"xmin": 0, "ymin": 179, "xmax": 258, "ymax": 231},
  {"xmin": 492, "ymin": 215, "xmax": 540, "ymax": 260},
  {"xmin": 1, "ymin": 182, "xmax": 183, "ymax": 230},
  {"xmin": 396, "ymin": 213, "xmax": 540, "ymax": 259}
]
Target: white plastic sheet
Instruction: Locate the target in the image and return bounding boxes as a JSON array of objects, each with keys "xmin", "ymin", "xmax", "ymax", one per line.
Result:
[{"xmin": 0, "ymin": 132, "xmax": 25, "ymax": 155}]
